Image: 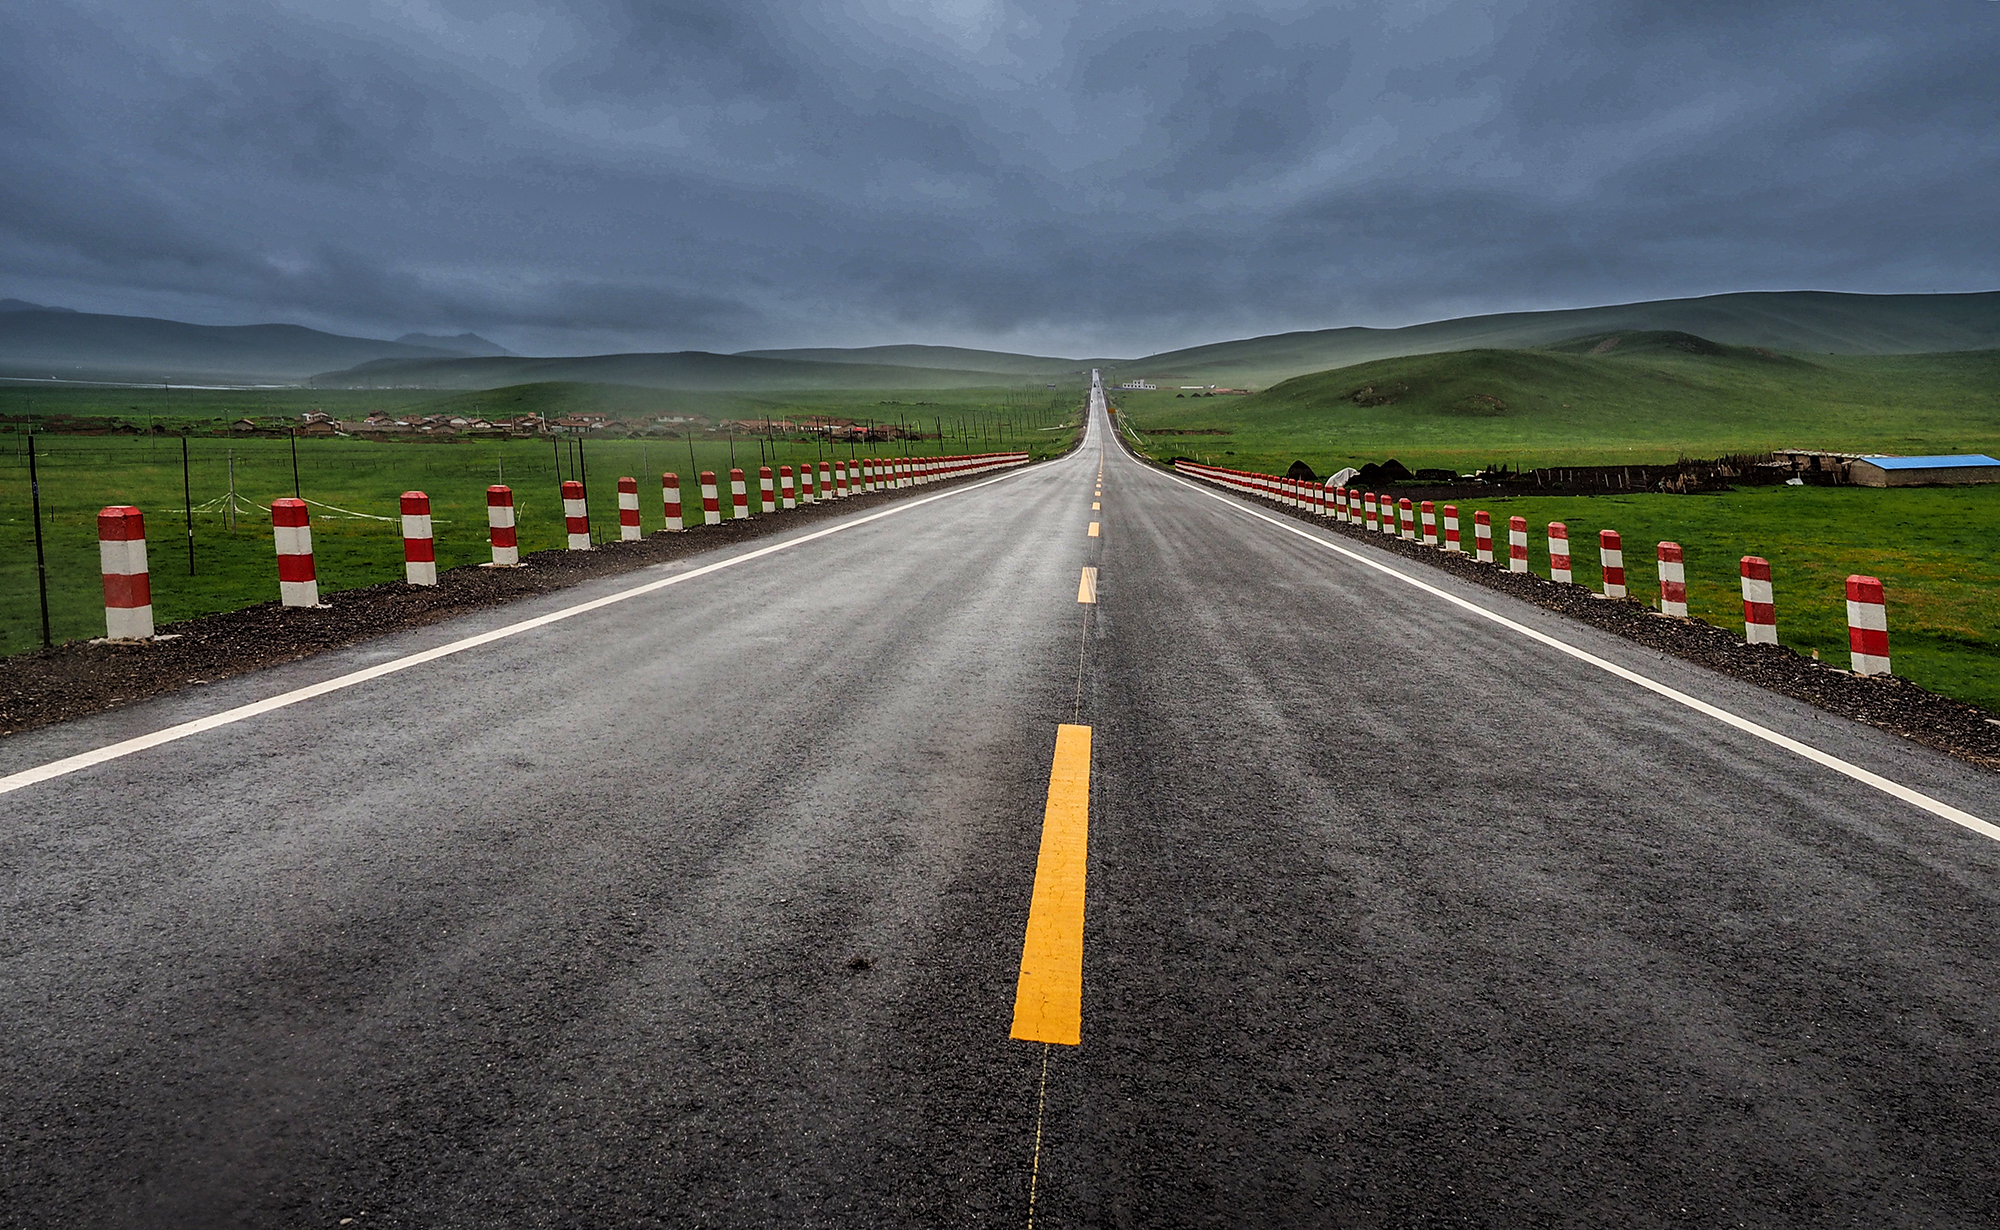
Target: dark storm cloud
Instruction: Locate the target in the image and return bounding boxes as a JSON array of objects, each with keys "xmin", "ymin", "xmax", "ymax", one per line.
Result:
[{"xmin": 0, "ymin": 0, "xmax": 1994, "ymax": 355}]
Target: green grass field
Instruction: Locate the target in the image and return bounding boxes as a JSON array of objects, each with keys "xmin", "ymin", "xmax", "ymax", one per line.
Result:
[
  {"xmin": 1338, "ymin": 485, "xmax": 2000, "ymax": 714},
  {"xmin": 2, "ymin": 413, "xmax": 1080, "ymax": 657},
  {"xmin": 1116, "ymin": 336, "xmax": 2000, "ymax": 475}
]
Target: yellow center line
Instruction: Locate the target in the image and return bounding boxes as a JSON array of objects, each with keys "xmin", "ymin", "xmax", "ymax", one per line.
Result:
[
  {"xmin": 1076, "ymin": 567, "xmax": 1097, "ymax": 604},
  {"xmin": 1011, "ymin": 724, "xmax": 1092, "ymax": 1046},
  {"xmin": 1087, "ymin": 522, "xmax": 1099, "ymax": 538}
]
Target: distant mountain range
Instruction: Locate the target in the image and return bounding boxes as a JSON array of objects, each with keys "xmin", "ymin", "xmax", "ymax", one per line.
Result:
[
  {"xmin": 0, "ymin": 302, "xmax": 514, "ymax": 383},
  {"xmin": 1111, "ymin": 290, "xmax": 2000, "ymax": 388},
  {"xmin": 1, "ymin": 289, "xmax": 1993, "ymax": 390}
]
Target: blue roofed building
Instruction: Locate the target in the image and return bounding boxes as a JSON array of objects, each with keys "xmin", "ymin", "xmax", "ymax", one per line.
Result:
[{"xmin": 1847, "ymin": 454, "xmax": 2000, "ymax": 487}]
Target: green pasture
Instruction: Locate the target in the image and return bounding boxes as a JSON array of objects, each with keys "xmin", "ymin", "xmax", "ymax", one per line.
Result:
[
  {"xmin": 1371, "ymin": 485, "xmax": 2000, "ymax": 714},
  {"xmin": 2, "ymin": 416, "xmax": 1079, "ymax": 656},
  {"xmin": 1115, "ymin": 340, "xmax": 2000, "ymax": 475}
]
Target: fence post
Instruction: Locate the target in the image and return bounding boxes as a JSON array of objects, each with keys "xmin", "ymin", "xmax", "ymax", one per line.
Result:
[{"xmin": 97, "ymin": 505, "xmax": 153, "ymax": 640}]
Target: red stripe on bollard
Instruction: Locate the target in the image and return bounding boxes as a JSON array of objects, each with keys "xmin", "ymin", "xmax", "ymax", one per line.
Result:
[
  {"xmin": 562, "ymin": 479, "xmax": 590, "ymax": 549},
  {"xmin": 618, "ymin": 476, "xmax": 642, "ymax": 540},
  {"xmin": 1741, "ymin": 556, "xmax": 1777, "ymax": 644},
  {"xmin": 700, "ymin": 470, "xmax": 721, "ymax": 525},
  {"xmin": 1548, "ymin": 521, "xmax": 1572, "ymax": 583},
  {"xmin": 1658, "ymin": 542, "xmax": 1687, "ymax": 616},
  {"xmin": 1846, "ymin": 575, "xmax": 1891, "ymax": 676},
  {"xmin": 486, "ymin": 485, "xmax": 519, "ymax": 565},
  {"xmin": 661, "ymin": 473, "xmax": 683, "ymax": 532},
  {"xmin": 271, "ymin": 497, "xmax": 320, "ymax": 606},
  {"xmin": 1599, "ymin": 529, "xmax": 1626, "ymax": 597},
  {"xmin": 97, "ymin": 505, "xmax": 153, "ymax": 639},
  {"xmin": 401, "ymin": 490, "xmax": 437, "ymax": 585}
]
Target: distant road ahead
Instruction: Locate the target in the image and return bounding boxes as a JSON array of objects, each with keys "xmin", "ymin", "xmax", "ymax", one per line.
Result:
[{"xmin": 3, "ymin": 376, "xmax": 1997, "ymax": 1227}]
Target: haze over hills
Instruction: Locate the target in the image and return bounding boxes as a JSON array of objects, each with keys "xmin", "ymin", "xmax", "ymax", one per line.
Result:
[
  {"xmin": 733, "ymin": 344, "xmax": 1121, "ymax": 377},
  {"xmin": 0, "ymin": 305, "xmax": 485, "ymax": 384},
  {"xmin": 3, "ymin": 289, "xmax": 1995, "ymax": 391},
  {"xmin": 308, "ymin": 351, "xmax": 1041, "ymax": 393},
  {"xmin": 1109, "ymin": 291, "xmax": 2000, "ymax": 388}
]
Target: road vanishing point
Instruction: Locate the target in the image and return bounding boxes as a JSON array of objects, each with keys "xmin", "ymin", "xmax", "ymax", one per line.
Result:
[{"xmin": 4, "ymin": 374, "xmax": 1998, "ymax": 1228}]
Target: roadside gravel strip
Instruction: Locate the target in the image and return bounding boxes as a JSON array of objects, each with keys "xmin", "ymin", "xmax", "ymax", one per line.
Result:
[
  {"xmin": 0, "ymin": 464, "xmax": 1047, "ymax": 739},
  {"xmin": 1130, "ymin": 451, "xmax": 2000, "ymax": 774}
]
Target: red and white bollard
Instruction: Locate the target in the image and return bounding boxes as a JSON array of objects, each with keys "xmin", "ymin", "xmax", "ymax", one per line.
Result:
[
  {"xmin": 1508, "ymin": 516, "xmax": 1529, "ymax": 572},
  {"xmin": 1398, "ymin": 498, "xmax": 1416, "ymax": 541},
  {"xmin": 1658, "ymin": 542, "xmax": 1687, "ymax": 616},
  {"xmin": 618, "ymin": 476, "xmax": 642, "ymax": 540},
  {"xmin": 401, "ymin": 491, "xmax": 437, "ymax": 584},
  {"xmin": 1420, "ymin": 501, "xmax": 1437, "ymax": 545},
  {"xmin": 730, "ymin": 468, "xmax": 750, "ymax": 519},
  {"xmin": 1741, "ymin": 556, "xmax": 1777, "ymax": 643},
  {"xmin": 562, "ymin": 480, "xmax": 590, "ymax": 549},
  {"xmin": 780, "ymin": 465, "xmax": 796, "ymax": 509},
  {"xmin": 1547, "ymin": 522, "xmax": 1572, "ymax": 583},
  {"xmin": 97, "ymin": 505, "xmax": 152, "ymax": 639},
  {"xmin": 759, "ymin": 466, "xmax": 776, "ymax": 513},
  {"xmin": 662, "ymin": 473, "xmax": 683, "ymax": 532},
  {"xmin": 272, "ymin": 497, "xmax": 320, "ymax": 606},
  {"xmin": 1364, "ymin": 493, "xmax": 1379, "ymax": 532},
  {"xmin": 800, "ymin": 464, "xmax": 816, "ymax": 504},
  {"xmin": 700, "ymin": 471, "xmax": 722, "ymax": 525},
  {"xmin": 1332, "ymin": 486, "xmax": 1346, "ymax": 522},
  {"xmin": 487, "ymin": 485, "xmax": 519, "ymax": 564},
  {"xmin": 835, "ymin": 461, "xmax": 851, "ymax": 497},
  {"xmin": 1846, "ymin": 576, "xmax": 1891, "ymax": 676},
  {"xmin": 1442, "ymin": 505, "xmax": 1461, "ymax": 552},
  {"xmin": 1473, "ymin": 510, "xmax": 1494, "ymax": 563},
  {"xmin": 1599, "ymin": 530, "xmax": 1626, "ymax": 597}
]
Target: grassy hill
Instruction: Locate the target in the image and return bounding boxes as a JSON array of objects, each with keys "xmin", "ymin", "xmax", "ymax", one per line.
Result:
[
  {"xmin": 1115, "ymin": 334, "xmax": 2000, "ymax": 474},
  {"xmin": 1107, "ymin": 291, "xmax": 2000, "ymax": 389},
  {"xmin": 309, "ymin": 350, "xmax": 1052, "ymax": 392}
]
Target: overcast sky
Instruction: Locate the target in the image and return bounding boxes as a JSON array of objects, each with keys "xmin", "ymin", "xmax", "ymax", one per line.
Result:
[{"xmin": 2, "ymin": 1, "xmax": 1995, "ymax": 357}]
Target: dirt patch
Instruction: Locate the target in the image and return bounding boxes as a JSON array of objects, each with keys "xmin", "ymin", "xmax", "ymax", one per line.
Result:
[{"xmin": 0, "ymin": 472, "xmax": 1020, "ymax": 740}]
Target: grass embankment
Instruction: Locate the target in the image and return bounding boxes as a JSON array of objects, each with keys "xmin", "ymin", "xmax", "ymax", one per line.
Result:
[
  {"xmin": 1445, "ymin": 486, "xmax": 2000, "ymax": 714},
  {"xmin": 2, "ymin": 416, "xmax": 1079, "ymax": 656},
  {"xmin": 1116, "ymin": 334, "xmax": 2000, "ymax": 475}
]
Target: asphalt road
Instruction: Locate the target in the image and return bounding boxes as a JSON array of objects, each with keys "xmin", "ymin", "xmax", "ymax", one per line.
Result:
[{"xmin": 3, "ymin": 379, "xmax": 1998, "ymax": 1228}]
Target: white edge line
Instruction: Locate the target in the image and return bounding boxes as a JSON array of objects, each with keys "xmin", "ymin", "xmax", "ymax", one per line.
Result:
[
  {"xmin": 0, "ymin": 464, "xmax": 1045, "ymax": 798},
  {"xmin": 1157, "ymin": 466, "xmax": 2000, "ymax": 843}
]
